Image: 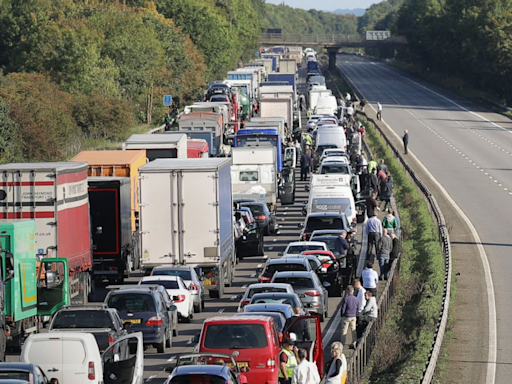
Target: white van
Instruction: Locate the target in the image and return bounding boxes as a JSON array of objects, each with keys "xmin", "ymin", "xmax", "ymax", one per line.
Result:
[
  {"xmin": 315, "ymin": 126, "xmax": 347, "ymax": 152},
  {"xmin": 21, "ymin": 332, "xmax": 144, "ymax": 384},
  {"xmin": 307, "ymin": 186, "xmax": 357, "ymax": 224},
  {"xmin": 314, "ymin": 96, "xmax": 338, "ymax": 115}
]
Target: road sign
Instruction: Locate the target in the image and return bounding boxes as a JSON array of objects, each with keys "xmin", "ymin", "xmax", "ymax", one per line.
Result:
[
  {"xmin": 366, "ymin": 31, "xmax": 391, "ymax": 41},
  {"xmin": 163, "ymin": 95, "xmax": 172, "ymax": 106}
]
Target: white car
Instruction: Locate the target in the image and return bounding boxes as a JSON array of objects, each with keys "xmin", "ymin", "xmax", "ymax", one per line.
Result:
[
  {"xmin": 319, "ymin": 149, "xmax": 349, "ymax": 163},
  {"xmin": 307, "ymin": 115, "xmax": 325, "ymax": 131},
  {"xmin": 280, "ymin": 241, "xmax": 329, "ymax": 257},
  {"xmin": 237, "ymin": 283, "xmax": 295, "ymax": 312},
  {"xmin": 139, "ymin": 276, "xmax": 193, "ymax": 322}
]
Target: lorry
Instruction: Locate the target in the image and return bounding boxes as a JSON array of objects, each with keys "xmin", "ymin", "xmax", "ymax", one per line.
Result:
[
  {"xmin": 175, "ymin": 131, "xmax": 216, "ymax": 157},
  {"xmin": 138, "ymin": 158, "xmax": 236, "ymax": 299},
  {"xmin": 279, "ymin": 59, "xmax": 297, "ymax": 74},
  {"xmin": 183, "ymin": 103, "xmax": 232, "ymax": 144},
  {"xmin": 268, "ymin": 73, "xmax": 297, "ymax": 94},
  {"xmin": 307, "ymin": 60, "xmax": 319, "ymax": 72},
  {"xmin": 0, "ymin": 161, "xmax": 93, "ymax": 315},
  {"xmin": 187, "ymin": 139, "xmax": 209, "ymax": 158},
  {"xmin": 0, "ymin": 220, "xmax": 71, "ymax": 353},
  {"xmin": 255, "ymin": 58, "xmax": 274, "ymax": 75},
  {"xmin": 177, "ymin": 112, "xmax": 223, "ymax": 155},
  {"xmin": 231, "ymin": 147, "xmax": 278, "ymax": 214},
  {"xmin": 259, "ymin": 96, "xmax": 295, "ymax": 132},
  {"xmin": 234, "ymin": 128, "xmax": 283, "ymax": 173},
  {"xmin": 123, "ymin": 134, "xmax": 188, "ymax": 160},
  {"xmin": 287, "ymin": 46, "xmax": 303, "ymax": 67},
  {"xmin": 261, "ymin": 53, "xmax": 280, "ymax": 72},
  {"xmin": 309, "ymin": 89, "xmax": 333, "ymax": 111},
  {"xmin": 245, "ymin": 117, "xmax": 286, "ymax": 141}
]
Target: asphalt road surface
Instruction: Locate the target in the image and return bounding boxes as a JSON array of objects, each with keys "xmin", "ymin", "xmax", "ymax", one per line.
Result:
[{"xmin": 337, "ymin": 53, "xmax": 512, "ymax": 384}]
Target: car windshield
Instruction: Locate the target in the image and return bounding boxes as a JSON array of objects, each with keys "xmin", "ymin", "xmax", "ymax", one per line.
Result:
[
  {"xmin": 240, "ymin": 313, "xmax": 285, "ymax": 331},
  {"xmin": 242, "ymin": 204, "xmax": 265, "ymax": 216},
  {"xmin": 265, "ymin": 263, "xmax": 307, "ymax": 274},
  {"xmin": 321, "ymin": 165, "xmax": 350, "ymax": 174},
  {"xmin": 250, "ymin": 294, "xmax": 298, "ymax": 307},
  {"xmin": 152, "ymin": 269, "xmax": 192, "ymax": 281},
  {"xmin": 286, "ymin": 245, "xmax": 324, "ymax": 254},
  {"xmin": 107, "ymin": 293, "xmax": 156, "ymax": 313},
  {"xmin": 51, "ymin": 310, "xmax": 113, "ymax": 329},
  {"xmin": 306, "ymin": 217, "xmax": 344, "ymax": 231},
  {"xmin": 141, "ymin": 280, "xmax": 180, "ymax": 290},
  {"xmin": 0, "ymin": 372, "xmax": 30, "ymax": 380},
  {"xmin": 316, "ymin": 145, "xmax": 337, "ymax": 154},
  {"xmin": 170, "ymin": 374, "xmax": 226, "ymax": 384},
  {"xmin": 273, "ymin": 277, "xmax": 315, "ymax": 289},
  {"xmin": 247, "ymin": 287, "xmax": 288, "ymax": 298},
  {"xmin": 309, "ymin": 236, "xmax": 337, "ymax": 250},
  {"xmin": 239, "ymin": 171, "xmax": 259, "ymax": 182},
  {"xmin": 204, "ymin": 323, "xmax": 268, "ymax": 349},
  {"xmin": 324, "ymin": 151, "xmax": 345, "ymax": 157}
]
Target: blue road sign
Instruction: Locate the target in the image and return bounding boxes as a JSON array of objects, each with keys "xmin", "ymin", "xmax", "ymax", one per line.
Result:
[{"xmin": 163, "ymin": 95, "xmax": 173, "ymax": 106}]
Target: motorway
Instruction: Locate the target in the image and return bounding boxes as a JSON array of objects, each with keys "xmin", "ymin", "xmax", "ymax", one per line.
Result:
[{"xmin": 337, "ymin": 54, "xmax": 512, "ymax": 383}]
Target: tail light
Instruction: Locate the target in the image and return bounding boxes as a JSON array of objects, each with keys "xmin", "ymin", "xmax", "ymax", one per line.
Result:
[
  {"xmin": 174, "ymin": 295, "xmax": 186, "ymax": 303},
  {"xmin": 146, "ymin": 315, "xmax": 163, "ymax": 326},
  {"xmin": 302, "ymin": 232, "xmax": 307, "ymax": 240},
  {"xmin": 88, "ymin": 362, "xmax": 95, "ymax": 380},
  {"xmin": 257, "ymin": 215, "xmax": 266, "ymax": 220},
  {"xmin": 240, "ymin": 300, "xmax": 250, "ymax": 307},
  {"xmin": 189, "ymin": 282, "xmax": 199, "ymax": 291},
  {"xmin": 259, "ymin": 275, "xmax": 271, "ymax": 283},
  {"xmin": 304, "ymin": 290, "xmax": 321, "ymax": 297},
  {"xmin": 108, "ymin": 335, "xmax": 115, "ymax": 345},
  {"xmin": 267, "ymin": 358, "xmax": 276, "ymax": 368}
]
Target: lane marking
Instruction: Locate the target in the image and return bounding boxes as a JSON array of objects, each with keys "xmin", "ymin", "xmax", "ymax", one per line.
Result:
[
  {"xmin": 217, "ymin": 308, "xmax": 224, "ymax": 314},
  {"xmin": 167, "ymin": 356, "xmax": 177, "ymax": 362},
  {"xmin": 323, "ymin": 308, "xmax": 341, "ymax": 347},
  {"xmin": 146, "ymin": 375, "xmax": 156, "ymax": 382}
]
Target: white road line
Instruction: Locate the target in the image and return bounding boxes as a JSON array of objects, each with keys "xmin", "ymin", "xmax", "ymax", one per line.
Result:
[
  {"xmin": 230, "ymin": 295, "xmax": 238, "ymax": 301},
  {"xmin": 167, "ymin": 356, "xmax": 177, "ymax": 362},
  {"xmin": 323, "ymin": 308, "xmax": 341, "ymax": 347},
  {"xmin": 217, "ymin": 308, "xmax": 224, "ymax": 314},
  {"xmin": 250, "ymin": 273, "xmax": 257, "ymax": 278},
  {"xmin": 146, "ymin": 375, "xmax": 156, "ymax": 382},
  {"xmin": 257, "ymin": 264, "xmax": 262, "ymax": 268}
]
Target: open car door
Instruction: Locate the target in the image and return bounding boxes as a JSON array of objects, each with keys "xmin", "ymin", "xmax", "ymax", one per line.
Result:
[
  {"xmin": 284, "ymin": 147, "xmax": 297, "ymax": 169},
  {"xmin": 37, "ymin": 258, "xmax": 69, "ymax": 316},
  {"xmin": 102, "ymin": 332, "xmax": 144, "ymax": 384},
  {"xmin": 279, "ymin": 167, "xmax": 296, "ymax": 205},
  {"xmin": 283, "ymin": 316, "xmax": 324, "ymax": 377}
]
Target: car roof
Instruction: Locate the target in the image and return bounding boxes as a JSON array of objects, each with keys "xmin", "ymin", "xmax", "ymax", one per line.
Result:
[
  {"xmin": 56, "ymin": 305, "xmax": 112, "ymax": 312},
  {"xmin": 153, "ymin": 266, "xmax": 192, "ymax": 271},
  {"xmin": 306, "ymin": 212, "xmax": 347, "ymax": 218},
  {"xmin": 286, "ymin": 241, "xmax": 327, "ymax": 247},
  {"xmin": 0, "ymin": 363, "xmax": 38, "ymax": 371},
  {"xmin": 235, "ymin": 311, "xmax": 286, "ymax": 319},
  {"xmin": 204, "ymin": 315, "xmax": 273, "ymax": 324},
  {"xmin": 301, "ymin": 250, "xmax": 335, "ymax": 256},
  {"xmin": 266, "ymin": 258, "xmax": 308, "ymax": 265},
  {"xmin": 311, "ymin": 229, "xmax": 344, "ymax": 235},
  {"xmin": 173, "ymin": 364, "xmax": 229, "ymax": 376},
  {"xmin": 251, "ymin": 293, "xmax": 298, "ymax": 299},
  {"xmin": 273, "ymin": 271, "xmax": 315, "ymax": 279},
  {"xmin": 246, "ymin": 283, "xmax": 292, "ymax": 290},
  {"xmin": 141, "ymin": 276, "xmax": 180, "ymax": 282},
  {"xmin": 244, "ymin": 303, "xmax": 293, "ymax": 312}
]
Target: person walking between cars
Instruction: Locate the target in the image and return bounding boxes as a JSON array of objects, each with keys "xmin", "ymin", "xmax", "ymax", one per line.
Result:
[
  {"xmin": 324, "ymin": 341, "xmax": 347, "ymax": 384},
  {"xmin": 280, "ymin": 338, "xmax": 299, "ymax": 384},
  {"xmin": 403, "ymin": 130, "xmax": 409, "ymax": 154},
  {"xmin": 377, "ymin": 102, "xmax": 382, "ymax": 120},
  {"xmin": 366, "ymin": 212, "xmax": 382, "ymax": 258},
  {"xmin": 365, "ymin": 192, "xmax": 379, "ymax": 218},
  {"xmin": 334, "ymin": 230, "xmax": 350, "ymax": 259},
  {"xmin": 382, "ymin": 208, "xmax": 398, "ymax": 235},
  {"xmin": 356, "ymin": 290, "xmax": 378, "ymax": 340},
  {"xmin": 353, "ymin": 279, "xmax": 366, "ymax": 313},
  {"xmin": 376, "ymin": 228, "xmax": 393, "ymax": 280},
  {"xmin": 369, "ymin": 169, "xmax": 379, "ymax": 195},
  {"xmin": 300, "ymin": 147, "xmax": 312, "ymax": 182},
  {"xmin": 341, "ymin": 285, "xmax": 359, "ymax": 345},
  {"xmin": 361, "ymin": 261, "xmax": 378, "ymax": 297},
  {"xmin": 292, "ymin": 348, "xmax": 320, "ymax": 384},
  {"xmin": 379, "ymin": 173, "xmax": 394, "ymax": 211}
]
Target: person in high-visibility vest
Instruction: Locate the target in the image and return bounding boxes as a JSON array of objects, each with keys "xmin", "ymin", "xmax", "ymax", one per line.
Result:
[
  {"xmin": 324, "ymin": 341, "xmax": 347, "ymax": 384},
  {"xmin": 279, "ymin": 338, "xmax": 299, "ymax": 384}
]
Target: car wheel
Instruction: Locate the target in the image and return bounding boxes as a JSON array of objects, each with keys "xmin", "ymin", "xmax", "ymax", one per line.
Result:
[
  {"xmin": 194, "ymin": 303, "xmax": 202, "ymax": 313},
  {"xmin": 156, "ymin": 338, "xmax": 166, "ymax": 354},
  {"xmin": 173, "ymin": 327, "xmax": 179, "ymax": 337},
  {"xmin": 209, "ymin": 290, "xmax": 220, "ymax": 299},
  {"xmin": 264, "ymin": 225, "xmax": 271, "ymax": 236},
  {"xmin": 165, "ymin": 328, "xmax": 172, "ymax": 348},
  {"xmin": 201, "ymin": 299, "xmax": 205, "ymax": 310},
  {"xmin": 319, "ymin": 313, "xmax": 325, "ymax": 323}
]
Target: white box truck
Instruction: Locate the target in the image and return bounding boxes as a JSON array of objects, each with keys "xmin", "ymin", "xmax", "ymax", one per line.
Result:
[
  {"xmin": 138, "ymin": 158, "xmax": 235, "ymax": 298},
  {"xmin": 308, "ymin": 89, "xmax": 333, "ymax": 111},
  {"xmin": 231, "ymin": 147, "xmax": 278, "ymax": 213},
  {"xmin": 123, "ymin": 134, "xmax": 188, "ymax": 161}
]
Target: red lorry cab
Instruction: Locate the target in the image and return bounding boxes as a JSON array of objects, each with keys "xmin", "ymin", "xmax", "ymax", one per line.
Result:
[{"xmin": 187, "ymin": 139, "xmax": 209, "ymax": 158}]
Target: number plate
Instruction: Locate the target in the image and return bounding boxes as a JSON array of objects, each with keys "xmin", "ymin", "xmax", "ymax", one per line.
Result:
[
  {"xmin": 227, "ymin": 362, "xmax": 249, "ymax": 368},
  {"xmin": 203, "ymin": 278, "xmax": 212, "ymax": 286},
  {"xmin": 124, "ymin": 319, "xmax": 141, "ymax": 324}
]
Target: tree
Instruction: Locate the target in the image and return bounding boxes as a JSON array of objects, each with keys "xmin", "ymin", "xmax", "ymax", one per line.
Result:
[{"xmin": 0, "ymin": 100, "xmax": 21, "ymax": 163}]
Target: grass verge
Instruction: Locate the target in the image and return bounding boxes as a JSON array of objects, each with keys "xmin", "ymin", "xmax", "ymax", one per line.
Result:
[{"xmin": 362, "ymin": 119, "xmax": 446, "ymax": 383}]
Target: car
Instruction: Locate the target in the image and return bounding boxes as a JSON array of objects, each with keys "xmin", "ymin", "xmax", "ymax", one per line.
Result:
[
  {"xmin": 319, "ymin": 155, "xmax": 351, "ymax": 167},
  {"xmin": 196, "ymin": 316, "xmax": 282, "ymax": 384},
  {"xmin": 301, "ymin": 250, "xmax": 343, "ymax": 296},
  {"xmin": 320, "ymin": 149, "xmax": 348, "ymax": 162},
  {"xmin": 240, "ymin": 202, "xmax": 277, "ymax": 235},
  {"xmin": 208, "ymin": 94, "xmax": 230, "ymax": 103},
  {"xmin": 315, "ymin": 118, "xmax": 339, "ymax": 128},
  {"xmin": 318, "ymin": 160, "xmax": 353, "ymax": 176},
  {"xmin": 105, "ymin": 286, "xmax": 173, "ymax": 353},
  {"xmin": 151, "ymin": 266, "xmax": 205, "ymax": 313},
  {"xmin": 280, "ymin": 241, "xmax": 329, "ymax": 257},
  {"xmin": 48, "ymin": 305, "xmax": 128, "ymax": 353},
  {"xmin": 233, "ymin": 198, "xmax": 258, "ymax": 205},
  {"xmin": 243, "ymin": 303, "xmax": 295, "ymax": 320},
  {"xmin": 307, "ymin": 115, "xmax": 326, "ymax": 131},
  {"xmin": 306, "ymin": 72, "xmax": 320, "ymax": 83},
  {"xmin": 309, "ymin": 230, "xmax": 343, "ymax": 251},
  {"xmin": 257, "ymin": 257, "xmax": 312, "ymax": 283},
  {"xmin": 282, "ymin": 255, "xmax": 322, "ymax": 273},
  {"xmin": 271, "ymin": 271, "xmax": 330, "ymax": 322},
  {"xmin": 139, "ymin": 276, "xmax": 194, "ymax": 322},
  {"xmin": 298, "ymin": 212, "xmax": 352, "ymax": 241},
  {"xmin": 312, "ymin": 144, "xmax": 338, "ymax": 170},
  {"xmin": 234, "ymin": 311, "xmax": 287, "ymax": 332},
  {"xmin": 248, "ymin": 293, "xmax": 307, "ymax": 315},
  {"xmin": 237, "ymin": 283, "xmax": 295, "ymax": 312},
  {"xmin": 0, "ymin": 363, "xmax": 53, "ymax": 384}
]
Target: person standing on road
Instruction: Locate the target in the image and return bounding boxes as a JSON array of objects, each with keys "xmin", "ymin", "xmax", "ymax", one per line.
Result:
[
  {"xmin": 390, "ymin": 233, "xmax": 400, "ymax": 266},
  {"xmin": 365, "ymin": 192, "xmax": 379, "ymax": 218},
  {"xmin": 382, "ymin": 208, "xmax": 398, "ymax": 235},
  {"xmin": 356, "ymin": 290, "xmax": 378, "ymax": 341},
  {"xmin": 299, "ymin": 94, "xmax": 306, "ymax": 111},
  {"xmin": 366, "ymin": 212, "xmax": 382, "ymax": 256},
  {"xmin": 377, "ymin": 159, "xmax": 388, "ymax": 174},
  {"xmin": 403, "ymin": 130, "xmax": 409, "ymax": 154},
  {"xmin": 307, "ymin": 108, "xmax": 312, "ymax": 119},
  {"xmin": 324, "ymin": 342, "xmax": 347, "ymax": 384},
  {"xmin": 345, "ymin": 92, "xmax": 351, "ymax": 103},
  {"xmin": 380, "ymin": 173, "xmax": 394, "ymax": 211},
  {"xmin": 334, "ymin": 230, "xmax": 350, "ymax": 258},
  {"xmin": 285, "ymin": 307, "xmax": 310, "ymax": 341},
  {"xmin": 350, "ymin": 149, "xmax": 359, "ymax": 169},
  {"xmin": 280, "ymin": 338, "xmax": 299, "ymax": 384},
  {"xmin": 292, "ymin": 348, "xmax": 320, "ymax": 384},
  {"xmin": 359, "ymin": 98, "xmax": 366, "ymax": 112},
  {"xmin": 361, "ymin": 262, "xmax": 378, "ymax": 297},
  {"xmin": 368, "ymin": 158, "xmax": 377, "ymax": 175},
  {"xmin": 376, "ymin": 228, "xmax": 393, "ymax": 280},
  {"xmin": 340, "ymin": 285, "xmax": 359, "ymax": 345},
  {"xmin": 300, "ymin": 147, "xmax": 312, "ymax": 182},
  {"xmin": 376, "ymin": 102, "xmax": 382, "ymax": 120},
  {"xmin": 368, "ymin": 169, "xmax": 379, "ymax": 195},
  {"xmin": 353, "ymin": 279, "xmax": 366, "ymax": 313}
]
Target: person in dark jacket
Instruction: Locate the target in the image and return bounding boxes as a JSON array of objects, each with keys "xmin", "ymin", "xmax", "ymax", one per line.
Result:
[
  {"xmin": 366, "ymin": 192, "xmax": 379, "ymax": 218},
  {"xmin": 403, "ymin": 130, "xmax": 409, "ymax": 154},
  {"xmin": 390, "ymin": 233, "xmax": 400, "ymax": 264},
  {"xmin": 300, "ymin": 146, "xmax": 312, "ymax": 181},
  {"xmin": 341, "ymin": 285, "xmax": 359, "ymax": 345},
  {"xmin": 379, "ymin": 173, "xmax": 393, "ymax": 211},
  {"xmin": 369, "ymin": 168, "xmax": 379, "ymax": 194}
]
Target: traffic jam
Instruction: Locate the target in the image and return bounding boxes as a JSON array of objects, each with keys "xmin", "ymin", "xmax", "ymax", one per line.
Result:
[{"xmin": 0, "ymin": 46, "xmax": 367, "ymax": 384}]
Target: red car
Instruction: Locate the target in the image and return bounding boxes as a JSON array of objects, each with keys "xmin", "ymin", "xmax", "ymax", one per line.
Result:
[{"xmin": 301, "ymin": 250, "xmax": 344, "ymax": 296}]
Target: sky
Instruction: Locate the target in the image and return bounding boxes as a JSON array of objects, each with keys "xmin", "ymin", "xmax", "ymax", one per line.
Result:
[{"xmin": 265, "ymin": 0, "xmax": 383, "ymax": 11}]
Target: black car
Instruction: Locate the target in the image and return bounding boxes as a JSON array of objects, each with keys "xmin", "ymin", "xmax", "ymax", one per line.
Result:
[
  {"xmin": 300, "ymin": 251, "xmax": 344, "ymax": 296},
  {"xmin": 298, "ymin": 212, "xmax": 353, "ymax": 241},
  {"xmin": 241, "ymin": 202, "xmax": 277, "ymax": 235},
  {"xmin": 105, "ymin": 286, "xmax": 174, "ymax": 353},
  {"xmin": 0, "ymin": 363, "xmax": 53, "ymax": 384},
  {"xmin": 235, "ymin": 208, "xmax": 264, "ymax": 258},
  {"xmin": 258, "ymin": 257, "xmax": 311, "ymax": 283},
  {"xmin": 49, "ymin": 305, "xmax": 128, "ymax": 353}
]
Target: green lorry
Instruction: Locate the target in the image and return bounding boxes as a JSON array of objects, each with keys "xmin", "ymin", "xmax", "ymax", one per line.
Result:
[{"xmin": 0, "ymin": 220, "xmax": 69, "ymax": 355}]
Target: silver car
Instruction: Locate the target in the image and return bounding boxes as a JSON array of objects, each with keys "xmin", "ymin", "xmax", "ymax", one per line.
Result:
[
  {"xmin": 271, "ymin": 271, "xmax": 329, "ymax": 322},
  {"xmin": 151, "ymin": 266, "xmax": 205, "ymax": 313}
]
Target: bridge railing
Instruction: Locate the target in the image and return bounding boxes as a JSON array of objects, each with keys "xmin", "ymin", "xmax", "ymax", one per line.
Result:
[{"xmin": 259, "ymin": 33, "xmax": 407, "ymax": 45}]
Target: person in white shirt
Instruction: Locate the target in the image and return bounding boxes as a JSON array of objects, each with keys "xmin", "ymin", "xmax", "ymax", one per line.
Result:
[
  {"xmin": 292, "ymin": 348, "xmax": 320, "ymax": 384},
  {"xmin": 377, "ymin": 102, "xmax": 383, "ymax": 120},
  {"xmin": 353, "ymin": 279, "xmax": 366, "ymax": 313},
  {"xmin": 356, "ymin": 290, "xmax": 378, "ymax": 340},
  {"xmin": 361, "ymin": 262, "xmax": 378, "ymax": 297}
]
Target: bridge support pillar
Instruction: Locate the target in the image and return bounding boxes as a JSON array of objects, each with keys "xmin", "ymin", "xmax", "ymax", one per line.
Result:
[{"xmin": 328, "ymin": 50, "xmax": 337, "ymax": 70}]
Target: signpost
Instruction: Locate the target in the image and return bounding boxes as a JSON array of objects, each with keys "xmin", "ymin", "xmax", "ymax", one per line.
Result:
[
  {"xmin": 163, "ymin": 95, "xmax": 173, "ymax": 106},
  {"xmin": 365, "ymin": 31, "xmax": 391, "ymax": 41}
]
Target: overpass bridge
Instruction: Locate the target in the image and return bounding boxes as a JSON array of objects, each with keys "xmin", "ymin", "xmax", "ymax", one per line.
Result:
[{"xmin": 260, "ymin": 33, "xmax": 408, "ymax": 68}]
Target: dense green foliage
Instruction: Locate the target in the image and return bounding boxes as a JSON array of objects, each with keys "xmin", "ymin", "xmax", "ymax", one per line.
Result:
[{"xmin": 259, "ymin": 3, "xmax": 358, "ymax": 35}]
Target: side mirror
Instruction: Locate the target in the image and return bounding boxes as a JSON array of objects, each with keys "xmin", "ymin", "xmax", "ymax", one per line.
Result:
[
  {"xmin": 113, "ymin": 353, "xmax": 120, "ymax": 363},
  {"xmin": 169, "ymin": 305, "xmax": 178, "ymax": 312},
  {"xmin": 319, "ymin": 267, "xmax": 327, "ymax": 273},
  {"xmin": 50, "ymin": 379, "xmax": 59, "ymax": 384},
  {"xmin": 277, "ymin": 252, "xmax": 283, "ymax": 256},
  {"xmin": 256, "ymin": 267, "xmax": 263, "ymax": 274},
  {"xmin": 297, "ymin": 223, "xmax": 304, "ymax": 229},
  {"xmin": 95, "ymin": 226, "xmax": 103, "ymax": 235},
  {"xmin": 192, "ymin": 333, "xmax": 200, "ymax": 344}
]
